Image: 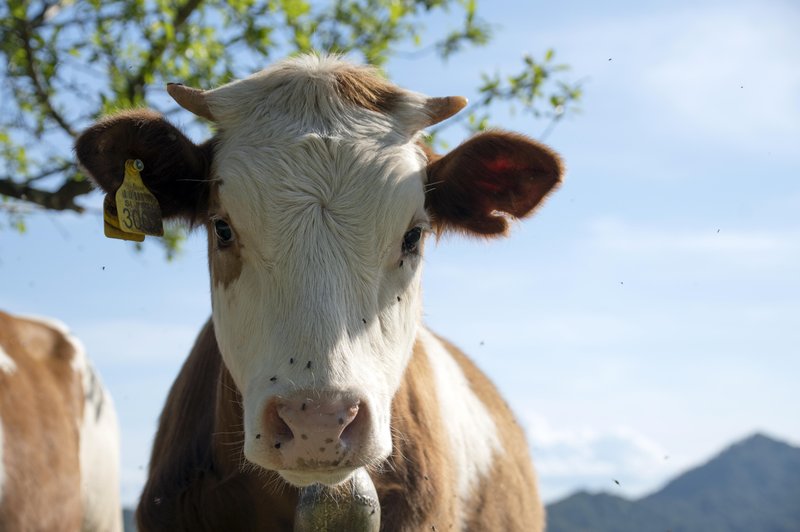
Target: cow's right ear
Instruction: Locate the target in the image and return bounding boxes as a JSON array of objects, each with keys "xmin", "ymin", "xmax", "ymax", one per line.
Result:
[{"xmin": 75, "ymin": 109, "xmax": 212, "ymax": 223}]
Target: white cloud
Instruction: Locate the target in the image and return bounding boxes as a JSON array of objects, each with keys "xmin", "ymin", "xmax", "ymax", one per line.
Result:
[
  {"xmin": 532, "ymin": 2, "xmax": 800, "ymax": 155},
  {"xmin": 524, "ymin": 412, "xmax": 674, "ymax": 503},
  {"xmin": 641, "ymin": 4, "xmax": 800, "ymax": 150}
]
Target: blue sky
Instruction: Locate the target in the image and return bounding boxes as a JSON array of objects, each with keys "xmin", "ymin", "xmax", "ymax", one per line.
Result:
[{"xmin": 1, "ymin": 0, "xmax": 798, "ymax": 506}]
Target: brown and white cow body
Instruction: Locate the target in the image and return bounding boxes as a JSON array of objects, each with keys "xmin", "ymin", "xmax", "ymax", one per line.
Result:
[
  {"xmin": 0, "ymin": 311, "xmax": 122, "ymax": 531},
  {"xmin": 76, "ymin": 54, "xmax": 563, "ymax": 531}
]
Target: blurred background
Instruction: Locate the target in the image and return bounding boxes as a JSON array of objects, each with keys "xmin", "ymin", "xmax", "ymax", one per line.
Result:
[{"xmin": 1, "ymin": 0, "xmax": 798, "ymax": 528}]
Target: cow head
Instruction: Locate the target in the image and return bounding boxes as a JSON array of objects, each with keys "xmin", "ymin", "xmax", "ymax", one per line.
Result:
[{"xmin": 76, "ymin": 55, "xmax": 562, "ymax": 487}]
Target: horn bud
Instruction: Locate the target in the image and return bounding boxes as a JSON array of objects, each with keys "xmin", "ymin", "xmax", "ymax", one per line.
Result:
[
  {"xmin": 424, "ymin": 96, "xmax": 468, "ymax": 126},
  {"xmin": 166, "ymin": 83, "xmax": 215, "ymax": 121}
]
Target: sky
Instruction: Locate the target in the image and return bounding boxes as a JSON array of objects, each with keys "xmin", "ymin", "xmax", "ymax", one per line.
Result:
[{"xmin": 1, "ymin": 0, "xmax": 799, "ymax": 507}]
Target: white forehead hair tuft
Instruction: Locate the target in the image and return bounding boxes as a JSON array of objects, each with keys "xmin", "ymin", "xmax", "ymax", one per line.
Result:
[{"xmin": 205, "ymin": 54, "xmax": 430, "ymax": 140}]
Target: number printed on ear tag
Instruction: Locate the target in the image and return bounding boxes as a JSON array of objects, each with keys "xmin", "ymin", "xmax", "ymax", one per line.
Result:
[
  {"xmin": 103, "ymin": 194, "xmax": 144, "ymax": 242},
  {"xmin": 114, "ymin": 159, "xmax": 164, "ymax": 236}
]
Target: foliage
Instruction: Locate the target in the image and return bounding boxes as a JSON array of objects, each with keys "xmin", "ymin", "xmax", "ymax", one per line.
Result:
[{"xmin": 0, "ymin": 0, "xmax": 580, "ymax": 256}]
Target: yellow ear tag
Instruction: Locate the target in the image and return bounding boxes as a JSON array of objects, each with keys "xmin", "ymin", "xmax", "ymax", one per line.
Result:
[
  {"xmin": 114, "ymin": 159, "xmax": 164, "ymax": 236},
  {"xmin": 103, "ymin": 194, "xmax": 144, "ymax": 242}
]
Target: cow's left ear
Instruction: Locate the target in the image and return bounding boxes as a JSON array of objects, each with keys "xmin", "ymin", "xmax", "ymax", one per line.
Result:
[
  {"xmin": 75, "ymin": 109, "xmax": 212, "ymax": 223},
  {"xmin": 424, "ymin": 131, "xmax": 563, "ymax": 236}
]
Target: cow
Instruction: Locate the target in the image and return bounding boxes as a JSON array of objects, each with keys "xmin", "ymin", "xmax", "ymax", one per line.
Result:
[
  {"xmin": 0, "ymin": 311, "xmax": 122, "ymax": 531},
  {"xmin": 75, "ymin": 54, "xmax": 563, "ymax": 531}
]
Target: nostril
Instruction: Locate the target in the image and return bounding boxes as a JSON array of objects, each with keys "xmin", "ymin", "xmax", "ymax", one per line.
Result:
[
  {"xmin": 340, "ymin": 402, "xmax": 366, "ymax": 444},
  {"xmin": 264, "ymin": 400, "xmax": 294, "ymax": 446},
  {"xmin": 334, "ymin": 403, "xmax": 360, "ymax": 439}
]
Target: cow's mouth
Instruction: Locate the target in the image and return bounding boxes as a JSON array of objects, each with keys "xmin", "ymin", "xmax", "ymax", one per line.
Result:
[{"xmin": 278, "ymin": 466, "xmax": 357, "ymax": 487}]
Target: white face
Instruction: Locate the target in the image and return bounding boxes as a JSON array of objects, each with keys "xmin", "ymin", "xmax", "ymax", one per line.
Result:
[{"xmin": 203, "ymin": 59, "xmax": 432, "ymax": 485}]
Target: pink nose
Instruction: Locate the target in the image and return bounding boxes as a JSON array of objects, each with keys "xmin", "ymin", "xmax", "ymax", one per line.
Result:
[{"xmin": 264, "ymin": 393, "xmax": 365, "ymax": 469}]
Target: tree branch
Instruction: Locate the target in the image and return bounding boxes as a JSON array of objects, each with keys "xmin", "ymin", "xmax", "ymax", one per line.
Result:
[
  {"xmin": 14, "ymin": 15, "xmax": 77, "ymax": 137},
  {"xmin": 126, "ymin": 0, "xmax": 204, "ymax": 102},
  {"xmin": 22, "ymin": 161, "xmax": 73, "ymax": 183},
  {"xmin": 0, "ymin": 175, "xmax": 93, "ymax": 212}
]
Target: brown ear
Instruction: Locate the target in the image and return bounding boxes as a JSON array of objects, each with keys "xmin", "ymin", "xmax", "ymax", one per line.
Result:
[
  {"xmin": 75, "ymin": 109, "xmax": 212, "ymax": 222},
  {"xmin": 424, "ymin": 131, "xmax": 563, "ymax": 236}
]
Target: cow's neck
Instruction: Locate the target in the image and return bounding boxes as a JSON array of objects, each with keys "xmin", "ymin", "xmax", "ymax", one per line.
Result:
[
  {"xmin": 371, "ymin": 331, "xmax": 459, "ymax": 529},
  {"xmin": 141, "ymin": 320, "xmax": 459, "ymax": 531},
  {"xmin": 211, "ymin": 356, "xmax": 300, "ymax": 528},
  {"xmin": 211, "ymin": 364, "xmax": 251, "ymax": 472}
]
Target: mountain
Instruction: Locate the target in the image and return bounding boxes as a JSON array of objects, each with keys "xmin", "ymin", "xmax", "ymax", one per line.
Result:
[{"xmin": 546, "ymin": 433, "xmax": 800, "ymax": 532}]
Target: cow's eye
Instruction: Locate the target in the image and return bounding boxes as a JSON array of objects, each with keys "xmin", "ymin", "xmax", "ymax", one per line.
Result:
[
  {"xmin": 402, "ymin": 226, "xmax": 423, "ymax": 255},
  {"xmin": 214, "ymin": 219, "xmax": 235, "ymax": 246}
]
